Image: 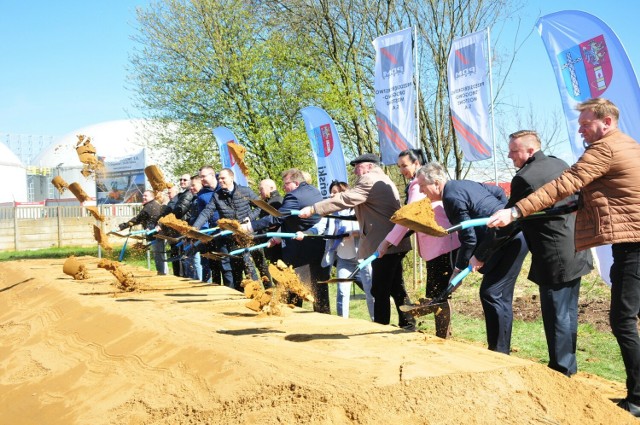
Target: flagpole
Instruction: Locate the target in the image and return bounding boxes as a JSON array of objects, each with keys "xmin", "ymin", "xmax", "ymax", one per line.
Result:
[
  {"xmin": 487, "ymin": 27, "xmax": 498, "ymax": 184},
  {"xmin": 413, "ymin": 25, "xmax": 421, "ymax": 288}
]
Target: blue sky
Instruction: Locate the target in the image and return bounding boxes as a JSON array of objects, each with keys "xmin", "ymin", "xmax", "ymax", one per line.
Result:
[{"xmin": 1, "ymin": 0, "xmax": 638, "ymax": 148}]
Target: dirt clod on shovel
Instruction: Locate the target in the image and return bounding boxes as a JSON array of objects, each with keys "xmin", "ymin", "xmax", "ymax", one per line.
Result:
[
  {"xmin": 62, "ymin": 256, "xmax": 91, "ymax": 280},
  {"xmin": 159, "ymin": 213, "xmax": 194, "ymax": 234},
  {"xmin": 390, "ymin": 197, "xmax": 447, "ymax": 237},
  {"xmin": 218, "ymin": 218, "xmax": 253, "ymax": 247}
]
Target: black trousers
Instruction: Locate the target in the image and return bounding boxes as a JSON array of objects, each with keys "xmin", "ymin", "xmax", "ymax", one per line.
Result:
[
  {"xmin": 479, "ymin": 232, "xmax": 527, "ymax": 354},
  {"xmin": 539, "ymin": 278, "xmax": 581, "ymax": 376},
  {"xmin": 371, "ymin": 252, "xmax": 415, "ymax": 328},
  {"xmin": 610, "ymin": 242, "xmax": 640, "ymax": 404}
]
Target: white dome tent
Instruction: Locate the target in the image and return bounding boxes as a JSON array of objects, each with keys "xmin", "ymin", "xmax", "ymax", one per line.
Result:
[
  {"xmin": 32, "ymin": 119, "xmax": 169, "ymax": 204},
  {"xmin": 0, "ymin": 143, "xmax": 28, "ymax": 204}
]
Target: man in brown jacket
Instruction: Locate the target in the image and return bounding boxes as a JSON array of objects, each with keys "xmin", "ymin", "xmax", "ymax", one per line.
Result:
[
  {"xmin": 298, "ymin": 153, "xmax": 416, "ymax": 330},
  {"xmin": 488, "ymin": 98, "xmax": 640, "ymax": 417}
]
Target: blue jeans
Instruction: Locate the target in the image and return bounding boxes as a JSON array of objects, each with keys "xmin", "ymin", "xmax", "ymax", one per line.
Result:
[
  {"xmin": 610, "ymin": 242, "xmax": 640, "ymax": 403},
  {"xmin": 335, "ymin": 256, "xmax": 373, "ymax": 319},
  {"xmin": 183, "ymin": 252, "xmax": 202, "ymax": 281}
]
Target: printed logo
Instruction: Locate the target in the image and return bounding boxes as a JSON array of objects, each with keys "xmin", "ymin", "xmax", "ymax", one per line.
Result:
[
  {"xmin": 313, "ymin": 124, "xmax": 334, "ymax": 158},
  {"xmin": 380, "ymin": 42, "xmax": 405, "ymax": 79},
  {"xmin": 557, "ymin": 34, "xmax": 612, "ymax": 101},
  {"xmin": 453, "ymin": 44, "xmax": 477, "ymax": 79}
]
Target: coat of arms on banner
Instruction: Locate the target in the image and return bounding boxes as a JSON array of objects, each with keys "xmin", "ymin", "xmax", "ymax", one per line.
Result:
[
  {"xmin": 311, "ymin": 124, "xmax": 335, "ymax": 157},
  {"xmin": 557, "ymin": 34, "xmax": 612, "ymax": 101}
]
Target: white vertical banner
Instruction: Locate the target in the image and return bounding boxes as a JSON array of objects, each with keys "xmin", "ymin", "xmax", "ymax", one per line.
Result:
[
  {"xmin": 537, "ymin": 10, "xmax": 640, "ymax": 160},
  {"xmin": 301, "ymin": 106, "xmax": 348, "ymax": 199},
  {"xmin": 447, "ymin": 29, "xmax": 493, "ymax": 162},
  {"xmin": 537, "ymin": 10, "xmax": 640, "ymax": 286},
  {"xmin": 212, "ymin": 127, "xmax": 248, "ymax": 186},
  {"xmin": 372, "ymin": 27, "xmax": 416, "ymax": 165}
]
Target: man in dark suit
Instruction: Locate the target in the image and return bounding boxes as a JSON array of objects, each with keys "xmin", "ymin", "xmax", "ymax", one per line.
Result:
[
  {"xmin": 417, "ymin": 162, "xmax": 528, "ymax": 354},
  {"xmin": 479, "ymin": 130, "xmax": 592, "ymax": 375},
  {"xmin": 245, "ymin": 169, "xmax": 331, "ymax": 313}
]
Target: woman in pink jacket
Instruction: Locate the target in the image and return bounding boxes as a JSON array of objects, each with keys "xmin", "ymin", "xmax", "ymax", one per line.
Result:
[{"xmin": 377, "ymin": 149, "xmax": 460, "ymax": 338}]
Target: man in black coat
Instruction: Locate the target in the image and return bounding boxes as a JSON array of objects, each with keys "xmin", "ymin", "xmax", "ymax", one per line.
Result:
[
  {"xmin": 165, "ymin": 174, "xmax": 194, "ymax": 277},
  {"xmin": 193, "ymin": 168, "xmax": 267, "ymax": 290},
  {"xmin": 485, "ymin": 130, "xmax": 592, "ymax": 375},
  {"xmin": 245, "ymin": 169, "xmax": 331, "ymax": 313}
]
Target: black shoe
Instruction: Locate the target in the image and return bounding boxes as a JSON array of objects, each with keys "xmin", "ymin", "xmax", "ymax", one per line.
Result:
[{"xmin": 617, "ymin": 399, "xmax": 640, "ymax": 417}]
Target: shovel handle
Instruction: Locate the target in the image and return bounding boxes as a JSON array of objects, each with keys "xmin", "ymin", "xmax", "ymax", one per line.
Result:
[
  {"xmin": 357, "ymin": 251, "xmax": 379, "ymax": 270},
  {"xmin": 446, "ymin": 217, "xmax": 491, "ymax": 233},
  {"xmin": 229, "ymin": 242, "xmax": 270, "ymax": 256}
]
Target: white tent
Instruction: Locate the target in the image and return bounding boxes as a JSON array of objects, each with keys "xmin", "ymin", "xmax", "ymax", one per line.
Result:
[{"xmin": 0, "ymin": 143, "xmax": 28, "ymax": 204}]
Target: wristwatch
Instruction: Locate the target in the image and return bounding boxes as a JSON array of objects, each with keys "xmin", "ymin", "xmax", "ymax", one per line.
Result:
[{"xmin": 510, "ymin": 206, "xmax": 521, "ymax": 220}]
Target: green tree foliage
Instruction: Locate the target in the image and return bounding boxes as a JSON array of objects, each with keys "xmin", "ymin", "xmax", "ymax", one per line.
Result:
[{"xmin": 130, "ymin": 0, "xmax": 518, "ymax": 183}]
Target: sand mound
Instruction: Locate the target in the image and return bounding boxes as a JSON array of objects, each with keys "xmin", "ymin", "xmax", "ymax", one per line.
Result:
[{"xmin": 0, "ymin": 258, "xmax": 635, "ymax": 425}]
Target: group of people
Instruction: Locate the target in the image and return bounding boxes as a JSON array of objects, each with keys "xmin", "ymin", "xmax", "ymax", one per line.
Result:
[{"xmin": 119, "ymin": 97, "xmax": 640, "ymax": 417}]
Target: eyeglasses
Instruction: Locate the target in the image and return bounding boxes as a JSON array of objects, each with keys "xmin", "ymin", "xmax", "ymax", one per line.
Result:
[{"xmin": 179, "ymin": 178, "xmax": 189, "ymax": 182}]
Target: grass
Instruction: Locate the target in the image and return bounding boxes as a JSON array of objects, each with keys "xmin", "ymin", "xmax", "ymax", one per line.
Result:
[{"xmin": 1, "ymin": 246, "xmax": 625, "ymax": 382}]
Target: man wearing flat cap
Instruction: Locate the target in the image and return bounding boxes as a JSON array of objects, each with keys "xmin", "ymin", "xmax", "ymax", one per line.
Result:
[{"xmin": 299, "ymin": 153, "xmax": 416, "ymax": 330}]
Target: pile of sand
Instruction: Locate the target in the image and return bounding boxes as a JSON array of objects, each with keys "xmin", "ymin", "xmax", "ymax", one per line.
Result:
[{"xmin": 0, "ymin": 258, "xmax": 635, "ymax": 425}]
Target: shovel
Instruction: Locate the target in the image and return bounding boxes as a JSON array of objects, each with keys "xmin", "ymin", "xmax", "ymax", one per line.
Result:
[
  {"xmin": 405, "ymin": 203, "xmax": 579, "ymax": 237},
  {"xmin": 399, "ymin": 265, "xmax": 473, "ymax": 316},
  {"xmin": 319, "ymin": 251, "xmax": 379, "ymax": 283},
  {"xmin": 251, "ymin": 199, "xmax": 357, "ymax": 221}
]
